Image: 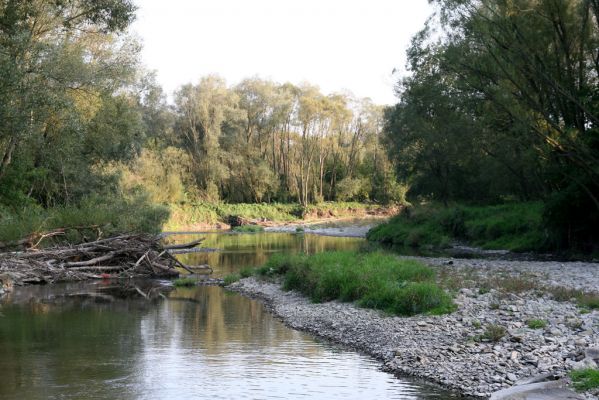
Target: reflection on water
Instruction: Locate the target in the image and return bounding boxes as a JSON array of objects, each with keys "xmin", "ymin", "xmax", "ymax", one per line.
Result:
[
  {"xmin": 172, "ymin": 232, "xmax": 364, "ymax": 277},
  {"xmin": 0, "ymin": 283, "xmax": 458, "ymax": 400}
]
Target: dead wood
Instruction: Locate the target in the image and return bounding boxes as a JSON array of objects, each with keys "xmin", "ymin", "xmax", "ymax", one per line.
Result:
[{"xmin": 0, "ymin": 233, "xmax": 209, "ymax": 287}]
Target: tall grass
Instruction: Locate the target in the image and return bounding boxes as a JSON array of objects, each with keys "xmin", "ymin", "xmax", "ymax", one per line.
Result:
[
  {"xmin": 367, "ymin": 202, "xmax": 545, "ymax": 252},
  {"xmin": 256, "ymin": 251, "xmax": 454, "ymax": 316}
]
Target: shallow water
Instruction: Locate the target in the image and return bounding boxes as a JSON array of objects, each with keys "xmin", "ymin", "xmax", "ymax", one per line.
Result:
[{"xmin": 0, "ymin": 230, "xmax": 460, "ymax": 400}]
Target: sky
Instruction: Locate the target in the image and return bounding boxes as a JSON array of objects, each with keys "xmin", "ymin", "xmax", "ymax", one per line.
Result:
[{"xmin": 132, "ymin": 0, "xmax": 434, "ymax": 105}]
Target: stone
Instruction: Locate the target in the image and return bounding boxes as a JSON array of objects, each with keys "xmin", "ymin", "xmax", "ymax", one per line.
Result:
[{"xmin": 490, "ymin": 380, "xmax": 583, "ymax": 400}]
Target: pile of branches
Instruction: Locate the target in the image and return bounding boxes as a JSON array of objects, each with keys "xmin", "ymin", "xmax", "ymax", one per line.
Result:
[{"xmin": 0, "ymin": 234, "xmax": 206, "ymax": 287}]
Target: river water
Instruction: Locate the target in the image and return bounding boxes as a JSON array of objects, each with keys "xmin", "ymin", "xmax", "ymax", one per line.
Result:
[{"xmin": 0, "ymin": 229, "xmax": 459, "ymax": 399}]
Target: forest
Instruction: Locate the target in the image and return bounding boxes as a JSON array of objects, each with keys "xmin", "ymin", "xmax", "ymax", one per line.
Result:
[
  {"xmin": 0, "ymin": 0, "xmax": 403, "ymax": 241},
  {"xmin": 380, "ymin": 0, "xmax": 599, "ymax": 252},
  {"xmin": 0, "ymin": 0, "xmax": 598, "ymax": 253}
]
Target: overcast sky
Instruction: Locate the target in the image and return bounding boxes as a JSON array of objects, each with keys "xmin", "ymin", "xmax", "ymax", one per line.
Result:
[{"xmin": 132, "ymin": 0, "xmax": 434, "ymax": 105}]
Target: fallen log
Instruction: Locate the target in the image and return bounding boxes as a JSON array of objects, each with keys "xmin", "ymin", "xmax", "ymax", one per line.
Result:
[
  {"xmin": 0, "ymin": 233, "xmax": 209, "ymax": 286},
  {"xmin": 162, "ymin": 238, "xmax": 204, "ymax": 250}
]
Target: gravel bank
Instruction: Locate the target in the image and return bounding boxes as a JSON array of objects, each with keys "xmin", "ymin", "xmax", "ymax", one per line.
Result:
[{"xmin": 229, "ymin": 256, "xmax": 599, "ymax": 399}]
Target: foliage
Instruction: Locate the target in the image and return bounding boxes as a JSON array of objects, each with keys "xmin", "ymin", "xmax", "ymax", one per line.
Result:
[
  {"xmin": 164, "ymin": 201, "xmax": 391, "ymax": 229},
  {"xmin": 257, "ymin": 251, "xmax": 455, "ymax": 316},
  {"xmin": 0, "ymin": 195, "xmax": 169, "ymax": 244},
  {"xmin": 367, "ymin": 202, "xmax": 545, "ymax": 252},
  {"xmin": 383, "ymin": 0, "xmax": 599, "ymax": 252},
  {"xmin": 570, "ymin": 369, "xmax": 599, "ymax": 392}
]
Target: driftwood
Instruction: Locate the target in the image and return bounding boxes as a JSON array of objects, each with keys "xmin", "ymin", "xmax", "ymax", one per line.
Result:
[
  {"xmin": 0, "ymin": 225, "xmax": 103, "ymax": 251},
  {"xmin": 0, "ymin": 234, "xmax": 210, "ymax": 288}
]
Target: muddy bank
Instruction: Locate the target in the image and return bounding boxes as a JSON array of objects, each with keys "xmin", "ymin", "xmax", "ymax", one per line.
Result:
[{"xmin": 228, "ymin": 256, "xmax": 599, "ymax": 399}]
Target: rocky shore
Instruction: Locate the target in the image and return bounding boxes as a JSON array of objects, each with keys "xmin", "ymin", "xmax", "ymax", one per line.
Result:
[{"xmin": 229, "ymin": 256, "xmax": 599, "ymax": 399}]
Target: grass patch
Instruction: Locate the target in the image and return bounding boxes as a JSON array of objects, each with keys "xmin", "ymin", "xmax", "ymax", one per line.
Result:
[
  {"xmin": 526, "ymin": 319, "xmax": 548, "ymax": 329},
  {"xmin": 232, "ymin": 225, "xmax": 265, "ymax": 233},
  {"xmin": 173, "ymin": 277, "xmax": 197, "ymax": 287},
  {"xmin": 570, "ymin": 368, "xmax": 599, "ymax": 392},
  {"xmin": 259, "ymin": 251, "xmax": 455, "ymax": 316},
  {"xmin": 223, "ymin": 274, "xmax": 241, "ymax": 285},
  {"xmin": 367, "ymin": 202, "xmax": 545, "ymax": 252}
]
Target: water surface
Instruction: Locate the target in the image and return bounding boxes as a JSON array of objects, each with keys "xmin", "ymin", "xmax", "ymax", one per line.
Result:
[{"xmin": 0, "ymin": 230, "xmax": 460, "ymax": 399}]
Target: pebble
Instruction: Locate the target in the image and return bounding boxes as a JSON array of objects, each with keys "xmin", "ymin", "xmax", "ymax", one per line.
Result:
[{"xmin": 230, "ymin": 254, "xmax": 599, "ymax": 399}]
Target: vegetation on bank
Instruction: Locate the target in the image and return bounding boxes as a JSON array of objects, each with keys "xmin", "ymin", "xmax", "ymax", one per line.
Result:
[
  {"xmin": 164, "ymin": 201, "xmax": 393, "ymax": 230},
  {"xmin": 0, "ymin": 196, "xmax": 168, "ymax": 246},
  {"xmin": 384, "ymin": 0, "xmax": 599, "ymax": 252},
  {"xmin": 229, "ymin": 251, "xmax": 455, "ymax": 316},
  {"xmin": 367, "ymin": 202, "xmax": 545, "ymax": 252}
]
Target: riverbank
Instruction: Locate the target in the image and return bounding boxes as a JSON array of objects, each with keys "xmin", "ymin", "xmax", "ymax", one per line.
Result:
[
  {"xmin": 164, "ymin": 202, "xmax": 399, "ymax": 231},
  {"xmin": 228, "ymin": 256, "xmax": 599, "ymax": 399}
]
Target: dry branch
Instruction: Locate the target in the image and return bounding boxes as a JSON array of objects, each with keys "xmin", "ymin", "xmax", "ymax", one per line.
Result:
[{"xmin": 0, "ymin": 234, "xmax": 209, "ymax": 287}]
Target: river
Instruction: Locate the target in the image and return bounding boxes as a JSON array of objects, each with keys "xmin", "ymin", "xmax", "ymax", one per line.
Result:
[{"xmin": 0, "ymin": 228, "xmax": 460, "ymax": 399}]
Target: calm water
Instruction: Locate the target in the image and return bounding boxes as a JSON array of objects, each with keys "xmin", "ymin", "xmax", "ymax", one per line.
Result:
[{"xmin": 0, "ymin": 230, "xmax": 459, "ymax": 400}]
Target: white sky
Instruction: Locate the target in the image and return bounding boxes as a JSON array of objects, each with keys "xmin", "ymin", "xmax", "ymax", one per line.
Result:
[{"xmin": 132, "ymin": 0, "xmax": 434, "ymax": 105}]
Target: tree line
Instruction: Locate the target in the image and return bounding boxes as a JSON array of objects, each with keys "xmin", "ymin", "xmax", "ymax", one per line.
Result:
[
  {"xmin": 0, "ymin": 0, "xmax": 402, "ymax": 228},
  {"xmin": 383, "ymin": 0, "xmax": 599, "ymax": 250}
]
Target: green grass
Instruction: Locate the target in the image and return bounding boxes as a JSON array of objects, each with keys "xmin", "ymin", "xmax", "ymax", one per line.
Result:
[
  {"xmin": 223, "ymin": 274, "xmax": 241, "ymax": 285},
  {"xmin": 173, "ymin": 277, "xmax": 197, "ymax": 287},
  {"xmin": 256, "ymin": 251, "xmax": 455, "ymax": 316},
  {"xmin": 367, "ymin": 202, "xmax": 545, "ymax": 252},
  {"xmin": 526, "ymin": 319, "xmax": 548, "ymax": 329},
  {"xmin": 232, "ymin": 225, "xmax": 265, "ymax": 233},
  {"xmin": 570, "ymin": 369, "xmax": 599, "ymax": 391}
]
